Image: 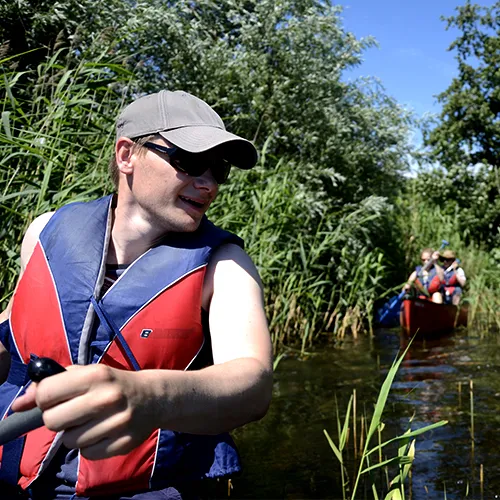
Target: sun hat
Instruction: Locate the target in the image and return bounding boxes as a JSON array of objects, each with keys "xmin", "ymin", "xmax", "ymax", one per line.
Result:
[
  {"xmin": 116, "ymin": 90, "xmax": 258, "ymax": 170},
  {"xmin": 441, "ymin": 250, "xmax": 456, "ymax": 260}
]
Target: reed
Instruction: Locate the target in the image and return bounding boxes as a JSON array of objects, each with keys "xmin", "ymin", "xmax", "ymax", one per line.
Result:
[
  {"xmin": 1, "ymin": 52, "xmax": 403, "ymax": 352},
  {"xmin": 0, "ymin": 49, "xmax": 132, "ymax": 302},
  {"xmin": 324, "ymin": 342, "xmax": 447, "ymax": 499}
]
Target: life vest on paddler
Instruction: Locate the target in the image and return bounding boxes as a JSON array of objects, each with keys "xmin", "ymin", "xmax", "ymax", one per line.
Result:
[
  {"xmin": 414, "ymin": 265, "xmax": 442, "ymax": 295},
  {"xmin": 0, "ymin": 195, "xmax": 242, "ymax": 496},
  {"xmin": 442, "ymin": 266, "xmax": 459, "ymax": 297}
]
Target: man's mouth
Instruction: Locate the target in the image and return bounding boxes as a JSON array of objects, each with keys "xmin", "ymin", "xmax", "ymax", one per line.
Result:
[{"xmin": 179, "ymin": 195, "xmax": 205, "ymax": 208}]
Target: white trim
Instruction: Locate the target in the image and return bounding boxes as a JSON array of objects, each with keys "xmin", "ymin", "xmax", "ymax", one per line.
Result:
[
  {"xmin": 0, "ymin": 384, "xmax": 25, "ymax": 420},
  {"xmin": 149, "ymin": 429, "xmax": 161, "ymax": 489},
  {"xmin": 78, "ymin": 197, "xmax": 113, "ymax": 364},
  {"xmin": 184, "ymin": 335, "xmax": 205, "ymax": 371},
  {"xmin": 34, "ymin": 431, "xmax": 65, "ymax": 479}
]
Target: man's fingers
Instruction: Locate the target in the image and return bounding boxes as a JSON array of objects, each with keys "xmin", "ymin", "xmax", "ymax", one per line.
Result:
[
  {"xmin": 10, "ymin": 383, "xmax": 37, "ymax": 412},
  {"xmin": 35, "ymin": 364, "xmax": 115, "ymax": 411},
  {"xmin": 61, "ymin": 408, "xmax": 135, "ymax": 451}
]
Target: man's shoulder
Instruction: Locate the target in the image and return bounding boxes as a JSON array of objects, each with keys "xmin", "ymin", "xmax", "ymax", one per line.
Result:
[{"xmin": 20, "ymin": 212, "xmax": 55, "ymax": 269}]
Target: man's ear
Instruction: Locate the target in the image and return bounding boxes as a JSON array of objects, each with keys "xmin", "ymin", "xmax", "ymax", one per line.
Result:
[{"xmin": 115, "ymin": 137, "xmax": 135, "ymax": 175}]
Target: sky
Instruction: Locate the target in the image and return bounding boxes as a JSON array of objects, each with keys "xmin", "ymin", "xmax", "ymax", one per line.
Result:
[{"xmin": 336, "ymin": 0, "xmax": 496, "ymax": 123}]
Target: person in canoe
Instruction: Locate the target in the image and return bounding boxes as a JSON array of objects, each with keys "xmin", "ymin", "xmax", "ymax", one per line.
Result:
[
  {"xmin": 403, "ymin": 247, "xmax": 444, "ymax": 302},
  {"xmin": 435, "ymin": 249, "xmax": 467, "ymax": 306},
  {"xmin": 0, "ymin": 90, "xmax": 273, "ymax": 499}
]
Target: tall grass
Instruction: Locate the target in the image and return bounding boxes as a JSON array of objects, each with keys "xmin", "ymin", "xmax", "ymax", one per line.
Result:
[
  {"xmin": 211, "ymin": 146, "xmax": 393, "ymax": 351},
  {"xmin": 0, "ymin": 49, "xmax": 132, "ymax": 301},
  {"xmin": 1, "ymin": 52, "xmax": 398, "ymax": 352}
]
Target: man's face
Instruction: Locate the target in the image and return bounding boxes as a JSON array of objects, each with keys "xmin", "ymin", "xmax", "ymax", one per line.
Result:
[
  {"xmin": 421, "ymin": 252, "xmax": 432, "ymax": 265},
  {"xmin": 126, "ymin": 138, "xmax": 219, "ymax": 234}
]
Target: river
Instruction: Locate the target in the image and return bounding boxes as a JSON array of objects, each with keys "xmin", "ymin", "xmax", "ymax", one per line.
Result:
[{"xmin": 231, "ymin": 326, "xmax": 500, "ymax": 499}]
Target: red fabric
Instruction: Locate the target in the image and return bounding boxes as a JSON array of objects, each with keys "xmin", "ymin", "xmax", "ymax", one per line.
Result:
[{"xmin": 10, "ymin": 244, "xmax": 72, "ymax": 365}]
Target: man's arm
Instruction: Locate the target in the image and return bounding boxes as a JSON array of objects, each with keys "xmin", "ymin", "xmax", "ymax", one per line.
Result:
[
  {"xmin": 455, "ymin": 266, "xmax": 467, "ymax": 287},
  {"xmin": 12, "ymin": 243, "xmax": 273, "ymax": 460}
]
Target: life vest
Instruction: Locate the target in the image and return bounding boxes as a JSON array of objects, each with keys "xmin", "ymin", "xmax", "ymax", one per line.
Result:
[
  {"xmin": 414, "ymin": 265, "xmax": 442, "ymax": 295},
  {"xmin": 442, "ymin": 267, "xmax": 461, "ymax": 299},
  {"xmin": 0, "ymin": 195, "xmax": 242, "ymax": 496},
  {"xmin": 443, "ymin": 267, "xmax": 459, "ymax": 286}
]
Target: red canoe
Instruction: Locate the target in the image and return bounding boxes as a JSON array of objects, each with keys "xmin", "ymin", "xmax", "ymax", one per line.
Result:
[{"xmin": 400, "ymin": 297, "xmax": 468, "ymax": 337}]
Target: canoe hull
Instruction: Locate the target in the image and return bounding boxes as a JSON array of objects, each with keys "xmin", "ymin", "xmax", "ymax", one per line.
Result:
[{"xmin": 400, "ymin": 298, "xmax": 468, "ymax": 337}]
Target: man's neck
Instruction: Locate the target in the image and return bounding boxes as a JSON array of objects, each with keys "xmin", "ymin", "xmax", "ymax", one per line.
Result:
[{"xmin": 107, "ymin": 203, "xmax": 166, "ymax": 266}]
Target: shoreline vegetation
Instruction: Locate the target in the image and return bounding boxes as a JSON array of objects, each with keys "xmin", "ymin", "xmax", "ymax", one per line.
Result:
[{"xmin": 1, "ymin": 1, "xmax": 499, "ymax": 352}]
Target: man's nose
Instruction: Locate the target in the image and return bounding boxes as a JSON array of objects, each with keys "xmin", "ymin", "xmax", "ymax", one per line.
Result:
[{"xmin": 193, "ymin": 168, "xmax": 218, "ymax": 191}]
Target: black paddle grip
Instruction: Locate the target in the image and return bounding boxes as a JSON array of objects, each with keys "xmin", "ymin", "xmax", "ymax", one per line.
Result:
[{"xmin": 0, "ymin": 357, "xmax": 66, "ymax": 446}]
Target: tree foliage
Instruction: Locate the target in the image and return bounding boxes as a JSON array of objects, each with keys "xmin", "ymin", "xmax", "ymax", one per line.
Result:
[
  {"xmin": 1, "ymin": 0, "xmax": 414, "ymax": 206},
  {"xmin": 1, "ymin": 0, "xmax": 417, "ymax": 338},
  {"xmin": 424, "ymin": 0, "xmax": 500, "ymax": 168},
  {"xmin": 419, "ymin": 1, "xmax": 500, "ymax": 248}
]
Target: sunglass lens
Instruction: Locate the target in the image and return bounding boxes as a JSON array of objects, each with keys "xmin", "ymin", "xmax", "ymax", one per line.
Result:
[{"xmin": 212, "ymin": 161, "xmax": 231, "ymax": 184}]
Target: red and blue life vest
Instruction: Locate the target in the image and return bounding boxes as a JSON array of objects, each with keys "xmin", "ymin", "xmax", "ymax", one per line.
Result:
[
  {"xmin": 442, "ymin": 267, "xmax": 461, "ymax": 298},
  {"xmin": 0, "ymin": 195, "xmax": 242, "ymax": 496},
  {"xmin": 414, "ymin": 265, "xmax": 442, "ymax": 295}
]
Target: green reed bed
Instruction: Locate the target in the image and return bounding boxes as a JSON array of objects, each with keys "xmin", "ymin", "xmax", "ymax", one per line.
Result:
[
  {"xmin": 0, "ymin": 50, "xmax": 133, "ymax": 300},
  {"xmin": 212, "ymin": 153, "xmax": 391, "ymax": 351},
  {"xmin": 1, "ymin": 50, "xmax": 408, "ymax": 352}
]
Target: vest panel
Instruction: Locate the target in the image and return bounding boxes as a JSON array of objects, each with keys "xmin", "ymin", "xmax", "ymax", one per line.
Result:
[
  {"xmin": 76, "ymin": 430, "xmax": 160, "ymax": 496},
  {"xmin": 10, "ymin": 243, "xmax": 72, "ymax": 365},
  {"xmin": 101, "ymin": 267, "xmax": 205, "ymax": 371},
  {"xmin": 19, "ymin": 427, "xmax": 58, "ymax": 489}
]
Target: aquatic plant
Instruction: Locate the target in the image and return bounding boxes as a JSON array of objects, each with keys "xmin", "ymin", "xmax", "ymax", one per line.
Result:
[{"xmin": 324, "ymin": 342, "xmax": 447, "ymax": 499}]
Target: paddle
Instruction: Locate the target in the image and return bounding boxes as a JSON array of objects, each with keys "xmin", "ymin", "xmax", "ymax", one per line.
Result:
[
  {"xmin": 376, "ymin": 289, "xmax": 406, "ymax": 327},
  {"xmin": 376, "ymin": 240, "xmax": 449, "ymax": 327}
]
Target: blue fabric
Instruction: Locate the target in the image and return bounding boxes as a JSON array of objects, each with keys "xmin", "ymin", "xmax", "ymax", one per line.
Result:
[
  {"xmin": 0, "ymin": 359, "xmax": 30, "ymax": 484},
  {"xmin": 39, "ymin": 196, "xmax": 113, "ymax": 365},
  {"xmin": 90, "ymin": 297, "xmax": 141, "ymax": 371},
  {"xmin": 0, "ymin": 319, "xmax": 9, "ymax": 349}
]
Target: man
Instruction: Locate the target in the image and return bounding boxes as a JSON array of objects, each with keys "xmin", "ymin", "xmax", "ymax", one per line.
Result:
[
  {"xmin": 0, "ymin": 90, "xmax": 273, "ymax": 499},
  {"xmin": 403, "ymin": 247, "xmax": 444, "ymax": 303},
  {"xmin": 436, "ymin": 249, "xmax": 466, "ymax": 305}
]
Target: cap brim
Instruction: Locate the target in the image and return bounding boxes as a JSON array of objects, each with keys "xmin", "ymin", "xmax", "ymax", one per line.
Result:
[{"xmin": 159, "ymin": 126, "xmax": 258, "ymax": 170}]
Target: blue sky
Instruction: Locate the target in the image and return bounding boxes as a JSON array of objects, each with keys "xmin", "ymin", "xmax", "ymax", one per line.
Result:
[{"xmin": 336, "ymin": 0, "xmax": 496, "ymax": 120}]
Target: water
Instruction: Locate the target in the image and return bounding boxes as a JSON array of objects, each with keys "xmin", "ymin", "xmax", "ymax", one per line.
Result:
[{"xmin": 231, "ymin": 328, "xmax": 500, "ymax": 499}]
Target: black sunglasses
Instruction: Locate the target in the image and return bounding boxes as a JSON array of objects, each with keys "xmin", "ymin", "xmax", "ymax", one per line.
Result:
[{"xmin": 142, "ymin": 141, "xmax": 231, "ymax": 184}]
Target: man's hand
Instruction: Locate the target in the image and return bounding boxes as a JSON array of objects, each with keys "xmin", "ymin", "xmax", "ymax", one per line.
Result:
[
  {"xmin": 431, "ymin": 250, "xmax": 440, "ymax": 262},
  {"xmin": 11, "ymin": 365, "xmax": 154, "ymax": 460}
]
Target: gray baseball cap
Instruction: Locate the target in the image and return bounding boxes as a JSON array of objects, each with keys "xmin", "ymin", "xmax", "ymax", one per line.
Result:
[{"xmin": 116, "ymin": 90, "xmax": 258, "ymax": 169}]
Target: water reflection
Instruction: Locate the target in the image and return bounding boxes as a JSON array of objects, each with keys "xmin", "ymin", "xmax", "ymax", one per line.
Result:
[{"xmin": 231, "ymin": 328, "xmax": 500, "ymax": 499}]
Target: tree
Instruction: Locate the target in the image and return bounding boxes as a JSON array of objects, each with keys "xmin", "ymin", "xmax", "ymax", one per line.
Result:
[
  {"xmin": 424, "ymin": 1, "xmax": 500, "ymax": 168},
  {"xmin": 1, "ymin": 0, "xmax": 414, "ymax": 207}
]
